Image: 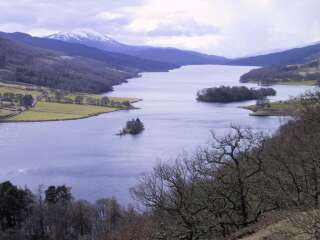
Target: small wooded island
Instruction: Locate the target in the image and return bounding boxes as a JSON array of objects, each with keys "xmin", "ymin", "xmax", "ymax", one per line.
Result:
[
  {"xmin": 197, "ymin": 86, "xmax": 276, "ymax": 103},
  {"xmin": 118, "ymin": 118, "xmax": 145, "ymax": 135}
]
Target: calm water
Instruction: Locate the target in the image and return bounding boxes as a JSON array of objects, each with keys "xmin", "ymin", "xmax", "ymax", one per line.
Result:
[{"xmin": 0, "ymin": 65, "xmax": 314, "ymax": 203}]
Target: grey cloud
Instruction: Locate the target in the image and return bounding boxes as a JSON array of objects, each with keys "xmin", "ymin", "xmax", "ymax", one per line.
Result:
[
  {"xmin": 0, "ymin": 0, "xmax": 319, "ymax": 57},
  {"xmin": 0, "ymin": 0, "xmax": 141, "ymax": 35}
]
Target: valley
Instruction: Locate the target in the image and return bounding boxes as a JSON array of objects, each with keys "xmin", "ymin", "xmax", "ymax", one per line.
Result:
[
  {"xmin": 1, "ymin": 0, "xmax": 320, "ymax": 238},
  {"xmin": 0, "ymin": 65, "xmax": 314, "ymax": 203}
]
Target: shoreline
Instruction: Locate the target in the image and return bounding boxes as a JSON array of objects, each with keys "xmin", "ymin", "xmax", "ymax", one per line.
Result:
[
  {"xmin": 244, "ymin": 80, "xmax": 317, "ymax": 86},
  {"xmin": 1, "ymin": 108, "xmax": 121, "ymax": 123},
  {"xmin": 240, "ymin": 102, "xmax": 293, "ymax": 117},
  {"xmin": 1, "ymin": 99, "xmax": 143, "ymax": 123}
]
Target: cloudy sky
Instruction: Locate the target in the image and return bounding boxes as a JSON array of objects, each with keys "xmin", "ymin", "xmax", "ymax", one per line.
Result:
[{"xmin": 0, "ymin": 0, "xmax": 319, "ymax": 57}]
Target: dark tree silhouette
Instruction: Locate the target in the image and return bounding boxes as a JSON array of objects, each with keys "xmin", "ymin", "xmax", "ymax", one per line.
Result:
[{"xmin": 197, "ymin": 86, "xmax": 276, "ymax": 103}]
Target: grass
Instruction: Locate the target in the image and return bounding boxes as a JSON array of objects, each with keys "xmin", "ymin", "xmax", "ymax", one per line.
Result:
[
  {"xmin": 239, "ymin": 220, "xmax": 300, "ymax": 240},
  {"xmin": 276, "ymin": 80, "xmax": 317, "ymax": 86},
  {"xmin": 238, "ymin": 211, "xmax": 314, "ymax": 240},
  {"xmin": 8, "ymin": 101, "xmax": 119, "ymax": 122},
  {"xmin": 0, "ymin": 82, "xmax": 43, "ymax": 97},
  {"xmin": 0, "ymin": 82, "xmax": 140, "ymax": 122},
  {"xmin": 242, "ymin": 101, "xmax": 298, "ymax": 116},
  {"xmin": 247, "ymin": 79, "xmax": 318, "ymax": 86},
  {"xmin": 224, "ymin": 210, "xmax": 313, "ymax": 240},
  {"xmin": 0, "ymin": 108, "xmax": 17, "ymax": 118}
]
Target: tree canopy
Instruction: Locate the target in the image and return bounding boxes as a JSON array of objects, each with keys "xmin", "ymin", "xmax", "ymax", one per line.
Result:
[{"xmin": 197, "ymin": 86, "xmax": 276, "ymax": 103}]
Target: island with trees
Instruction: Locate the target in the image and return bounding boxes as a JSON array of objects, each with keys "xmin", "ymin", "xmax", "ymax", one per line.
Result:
[
  {"xmin": 197, "ymin": 85, "xmax": 276, "ymax": 103},
  {"xmin": 118, "ymin": 118, "xmax": 145, "ymax": 135}
]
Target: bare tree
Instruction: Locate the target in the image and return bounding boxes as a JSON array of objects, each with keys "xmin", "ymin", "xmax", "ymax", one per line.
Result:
[
  {"xmin": 200, "ymin": 127, "xmax": 274, "ymax": 230},
  {"xmin": 131, "ymin": 155, "xmax": 221, "ymax": 240}
]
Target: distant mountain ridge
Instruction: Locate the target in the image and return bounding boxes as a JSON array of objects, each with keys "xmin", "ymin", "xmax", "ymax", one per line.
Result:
[
  {"xmin": 48, "ymin": 29, "xmax": 117, "ymax": 42},
  {"xmin": 2, "ymin": 29, "xmax": 320, "ymax": 95},
  {"xmin": 228, "ymin": 42, "xmax": 320, "ymax": 66},
  {"xmin": 0, "ymin": 31, "xmax": 177, "ymax": 73},
  {"xmin": 234, "ymin": 41, "xmax": 320, "ymax": 86},
  {"xmin": 47, "ymin": 29, "xmax": 147, "ymax": 54},
  {"xmin": 47, "ymin": 30, "xmax": 229, "ymax": 65}
]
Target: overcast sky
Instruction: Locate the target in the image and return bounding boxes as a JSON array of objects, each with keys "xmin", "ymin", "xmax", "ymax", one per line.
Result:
[{"xmin": 0, "ymin": 0, "xmax": 319, "ymax": 57}]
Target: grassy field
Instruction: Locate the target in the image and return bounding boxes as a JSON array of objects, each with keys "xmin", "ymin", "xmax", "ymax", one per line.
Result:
[
  {"xmin": 0, "ymin": 82, "xmax": 140, "ymax": 122},
  {"xmin": 8, "ymin": 101, "xmax": 119, "ymax": 122},
  {"xmin": 0, "ymin": 82, "xmax": 44, "ymax": 97},
  {"xmin": 248, "ymin": 80, "xmax": 318, "ymax": 86},
  {"xmin": 276, "ymin": 80, "xmax": 318, "ymax": 86},
  {"xmin": 0, "ymin": 108, "xmax": 17, "ymax": 118},
  {"xmin": 242, "ymin": 101, "xmax": 298, "ymax": 116}
]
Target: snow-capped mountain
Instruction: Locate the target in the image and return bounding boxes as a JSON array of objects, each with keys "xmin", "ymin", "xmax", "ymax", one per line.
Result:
[
  {"xmin": 46, "ymin": 29, "xmax": 229, "ymax": 65},
  {"xmin": 48, "ymin": 29, "xmax": 117, "ymax": 44},
  {"xmin": 47, "ymin": 29, "xmax": 145, "ymax": 53}
]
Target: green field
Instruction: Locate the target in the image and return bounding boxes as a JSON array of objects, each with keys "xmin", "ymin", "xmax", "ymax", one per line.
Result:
[
  {"xmin": 8, "ymin": 101, "xmax": 120, "ymax": 122},
  {"xmin": 276, "ymin": 80, "xmax": 317, "ymax": 86},
  {"xmin": 0, "ymin": 83, "xmax": 43, "ymax": 97},
  {"xmin": 247, "ymin": 79, "xmax": 317, "ymax": 86},
  {"xmin": 0, "ymin": 82, "xmax": 140, "ymax": 122},
  {"xmin": 242, "ymin": 101, "xmax": 298, "ymax": 116},
  {"xmin": 0, "ymin": 108, "xmax": 17, "ymax": 118}
]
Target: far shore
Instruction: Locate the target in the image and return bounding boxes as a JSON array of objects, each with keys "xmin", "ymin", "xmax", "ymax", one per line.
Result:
[
  {"xmin": 246, "ymin": 79, "xmax": 318, "ymax": 86},
  {"xmin": 0, "ymin": 81, "xmax": 143, "ymax": 123},
  {"xmin": 2, "ymin": 99, "xmax": 142, "ymax": 123},
  {"xmin": 240, "ymin": 101, "xmax": 295, "ymax": 117}
]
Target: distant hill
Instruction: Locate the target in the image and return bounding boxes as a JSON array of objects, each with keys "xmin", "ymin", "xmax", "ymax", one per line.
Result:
[
  {"xmin": 0, "ymin": 37, "xmax": 138, "ymax": 93},
  {"xmin": 229, "ymin": 43, "xmax": 320, "ymax": 66},
  {"xmin": 47, "ymin": 30, "xmax": 229, "ymax": 65},
  {"xmin": 126, "ymin": 47, "xmax": 228, "ymax": 65},
  {"xmin": 240, "ymin": 58, "xmax": 320, "ymax": 85},
  {"xmin": 47, "ymin": 29, "xmax": 148, "ymax": 54},
  {"xmin": 0, "ymin": 32, "xmax": 177, "ymax": 73}
]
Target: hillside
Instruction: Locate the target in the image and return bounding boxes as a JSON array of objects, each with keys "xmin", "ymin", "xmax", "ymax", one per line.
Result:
[
  {"xmin": 0, "ymin": 32, "xmax": 177, "ymax": 73},
  {"xmin": 0, "ymin": 37, "xmax": 137, "ymax": 93},
  {"xmin": 240, "ymin": 59, "xmax": 320, "ymax": 85},
  {"xmin": 126, "ymin": 47, "xmax": 228, "ymax": 65},
  {"xmin": 229, "ymin": 43, "xmax": 320, "ymax": 66},
  {"xmin": 228, "ymin": 211, "xmax": 316, "ymax": 240},
  {"xmin": 47, "ymin": 30, "xmax": 229, "ymax": 65}
]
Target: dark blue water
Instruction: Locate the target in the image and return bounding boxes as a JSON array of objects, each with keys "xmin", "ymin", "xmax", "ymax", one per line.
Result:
[{"xmin": 0, "ymin": 65, "xmax": 314, "ymax": 203}]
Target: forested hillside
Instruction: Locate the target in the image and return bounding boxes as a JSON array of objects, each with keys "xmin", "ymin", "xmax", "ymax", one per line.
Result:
[
  {"xmin": 229, "ymin": 43, "xmax": 320, "ymax": 66},
  {"xmin": 124, "ymin": 47, "xmax": 229, "ymax": 65},
  {"xmin": 0, "ymin": 32, "xmax": 178, "ymax": 73},
  {"xmin": 0, "ymin": 37, "xmax": 137, "ymax": 93},
  {"xmin": 240, "ymin": 58, "xmax": 320, "ymax": 85}
]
